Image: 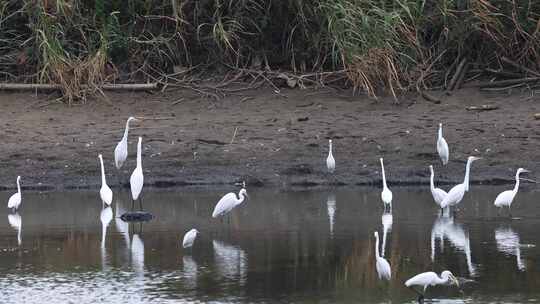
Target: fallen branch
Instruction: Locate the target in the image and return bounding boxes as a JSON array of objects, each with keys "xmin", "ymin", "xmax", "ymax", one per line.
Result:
[
  {"xmin": 476, "ymin": 77, "xmax": 540, "ymax": 88},
  {"xmin": 447, "ymin": 58, "xmax": 468, "ymax": 91},
  {"xmin": 466, "ymin": 104, "xmax": 499, "ymax": 111},
  {"xmin": 501, "ymin": 57, "xmax": 540, "ymax": 77},
  {"xmin": 0, "ymin": 83, "xmax": 159, "ymax": 91}
]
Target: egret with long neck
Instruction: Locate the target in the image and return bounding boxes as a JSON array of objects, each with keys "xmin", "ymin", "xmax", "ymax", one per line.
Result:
[
  {"xmin": 437, "ymin": 123, "xmax": 449, "ymax": 165},
  {"xmin": 99, "ymin": 154, "xmax": 113, "ymax": 206},
  {"xmin": 7, "ymin": 176, "xmax": 22, "ymax": 212},
  {"xmin": 326, "ymin": 139, "xmax": 335, "ymax": 173},
  {"xmin": 380, "ymin": 158, "xmax": 393, "ymax": 211},
  {"xmin": 494, "ymin": 168, "xmax": 529, "ymax": 217},
  {"xmin": 130, "ymin": 137, "xmax": 144, "ymax": 210},
  {"xmin": 374, "ymin": 231, "xmax": 391, "ymax": 280},
  {"xmin": 429, "ymin": 165, "xmax": 447, "ymax": 210},
  {"xmin": 440, "ymin": 156, "xmax": 481, "ymax": 209}
]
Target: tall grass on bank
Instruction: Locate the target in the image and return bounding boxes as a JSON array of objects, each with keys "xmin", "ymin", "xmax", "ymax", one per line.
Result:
[{"xmin": 0, "ymin": 0, "xmax": 538, "ymax": 103}]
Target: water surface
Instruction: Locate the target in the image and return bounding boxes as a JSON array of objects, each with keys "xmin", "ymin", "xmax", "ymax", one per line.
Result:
[{"xmin": 0, "ymin": 186, "xmax": 539, "ymax": 303}]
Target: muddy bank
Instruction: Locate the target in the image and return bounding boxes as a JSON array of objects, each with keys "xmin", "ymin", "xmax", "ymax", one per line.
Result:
[{"xmin": 0, "ymin": 87, "xmax": 538, "ymax": 191}]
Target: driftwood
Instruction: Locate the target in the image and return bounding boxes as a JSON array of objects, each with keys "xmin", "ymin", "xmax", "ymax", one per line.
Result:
[
  {"xmin": 534, "ymin": 113, "xmax": 540, "ymax": 120},
  {"xmin": 466, "ymin": 104, "xmax": 499, "ymax": 111},
  {"xmin": 501, "ymin": 57, "xmax": 540, "ymax": 77},
  {"xmin": 447, "ymin": 58, "xmax": 468, "ymax": 91},
  {"xmin": 0, "ymin": 83, "xmax": 159, "ymax": 91},
  {"xmin": 476, "ymin": 77, "xmax": 540, "ymax": 88}
]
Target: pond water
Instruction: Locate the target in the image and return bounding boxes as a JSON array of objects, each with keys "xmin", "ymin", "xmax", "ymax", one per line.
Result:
[{"xmin": 0, "ymin": 186, "xmax": 539, "ymax": 303}]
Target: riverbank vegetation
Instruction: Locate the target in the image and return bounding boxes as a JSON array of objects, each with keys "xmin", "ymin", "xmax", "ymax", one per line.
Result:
[{"xmin": 0, "ymin": 0, "xmax": 538, "ymax": 102}]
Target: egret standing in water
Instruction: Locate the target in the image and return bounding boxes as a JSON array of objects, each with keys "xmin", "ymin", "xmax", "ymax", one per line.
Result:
[
  {"xmin": 494, "ymin": 168, "xmax": 529, "ymax": 217},
  {"xmin": 380, "ymin": 158, "xmax": 392, "ymax": 211},
  {"xmin": 182, "ymin": 228, "xmax": 199, "ymax": 249},
  {"xmin": 114, "ymin": 116, "xmax": 138, "ymax": 170},
  {"xmin": 130, "ymin": 137, "xmax": 144, "ymax": 210},
  {"xmin": 374, "ymin": 231, "xmax": 391, "ymax": 280},
  {"xmin": 405, "ymin": 270, "xmax": 459, "ymax": 302},
  {"xmin": 429, "ymin": 165, "xmax": 447, "ymax": 210},
  {"xmin": 212, "ymin": 188, "xmax": 248, "ymax": 219},
  {"xmin": 440, "ymin": 156, "xmax": 481, "ymax": 210},
  {"xmin": 7, "ymin": 176, "xmax": 22, "ymax": 212},
  {"xmin": 437, "ymin": 123, "xmax": 449, "ymax": 165},
  {"xmin": 326, "ymin": 139, "xmax": 335, "ymax": 173},
  {"xmin": 98, "ymin": 154, "xmax": 113, "ymax": 206}
]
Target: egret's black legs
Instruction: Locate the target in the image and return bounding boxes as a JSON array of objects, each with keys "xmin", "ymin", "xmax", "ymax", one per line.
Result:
[
  {"xmin": 131, "ymin": 197, "xmax": 135, "ymax": 211},
  {"xmin": 139, "ymin": 195, "xmax": 144, "ymax": 211}
]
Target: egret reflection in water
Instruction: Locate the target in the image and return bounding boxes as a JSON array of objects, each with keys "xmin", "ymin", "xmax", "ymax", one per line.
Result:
[
  {"xmin": 495, "ymin": 227, "xmax": 526, "ymax": 271},
  {"xmin": 431, "ymin": 214, "xmax": 477, "ymax": 276},
  {"xmin": 115, "ymin": 198, "xmax": 131, "ymax": 249},
  {"xmin": 381, "ymin": 211, "xmax": 392, "ymax": 257},
  {"xmin": 132, "ymin": 233, "xmax": 145, "ymax": 275},
  {"xmin": 182, "ymin": 255, "xmax": 198, "ymax": 290},
  {"xmin": 213, "ymin": 240, "xmax": 247, "ymax": 284},
  {"xmin": 7, "ymin": 213, "xmax": 22, "ymax": 246},
  {"xmin": 326, "ymin": 193, "xmax": 336, "ymax": 237}
]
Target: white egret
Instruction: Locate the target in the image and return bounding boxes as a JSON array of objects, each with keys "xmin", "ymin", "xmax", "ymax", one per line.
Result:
[
  {"xmin": 494, "ymin": 168, "xmax": 529, "ymax": 217},
  {"xmin": 381, "ymin": 211, "xmax": 393, "ymax": 257},
  {"xmin": 495, "ymin": 227, "xmax": 525, "ymax": 271},
  {"xmin": 437, "ymin": 123, "xmax": 449, "ymax": 165},
  {"xmin": 182, "ymin": 228, "xmax": 199, "ymax": 249},
  {"xmin": 8, "ymin": 213, "xmax": 22, "ymax": 246},
  {"xmin": 374, "ymin": 231, "xmax": 391, "ymax": 280},
  {"xmin": 7, "ymin": 176, "xmax": 22, "ymax": 211},
  {"xmin": 440, "ymin": 156, "xmax": 481, "ymax": 209},
  {"xmin": 98, "ymin": 154, "xmax": 113, "ymax": 206},
  {"xmin": 130, "ymin": 137, "xmax": 144, "ymax": 210},
  {"xmin": 212, "ymin": 188, "xmax": 248, "ymax": 218},
  {"xmin": 114, "ymin": 116, "xmax": 138, "ymax": 170},
  {"xmin": 429, "ymin": 165, "xmax": 447, "ymax": 209},
  {"xmin": 405, "ymin": 270, "xmax": 459, "ymax": 301},
  {"xmin": 100, "ymin": 206, "xmax": 113, "ymax": 249},
  {"xmin": 326, "ymin": 139, "xmax": 335, "ymax": 173},
  {"xmin": 380, "ymin": 158, "xmax": 392, "ymax": 211}
]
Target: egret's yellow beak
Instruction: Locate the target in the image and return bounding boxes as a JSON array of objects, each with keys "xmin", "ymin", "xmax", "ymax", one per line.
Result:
[{"xmin": 451, "ymin": 275, "xmax": 460, "ymax": 287}]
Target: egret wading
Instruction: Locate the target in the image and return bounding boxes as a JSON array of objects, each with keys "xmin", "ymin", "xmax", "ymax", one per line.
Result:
[
  {"xmin": 494, "ymin": 168, "xmax": 529, "ymax": 217},
  {"xmin": 405, "ymin": 270, "xmax": 459, "ymax": 302},
  {"xmin": 7, "ymin": 176, "xmax": 22, "ymax": 212},
  {"xmin": 182, "ymin": 228, "xmax": 199, "ymax": 250},
  {"xmin": 98, "ymin": 154, "xmax": 113, "ymax": 207},
  {"xmin": 440, "ymin": 156, "xmax": 481, "ymax": 210},
  {"xmin": 326, "ymin": 139, "xmax": 335, "ymax": 173},
  {"xmin": 212, "ymin": 188, "xmax": 248, "ymax": 220},
  {"xmin": 380, "ymin": 158, "xmax": 393, "ymax": 211},
  {"xmin": 114, "ymin": 116, "xmax": 138, "ymax": 186},
  {"xmin": 429, "ymin": 165, "xmax": 447, "ymax": 210},
  {"xmin": 374, "ymin": 231, "xmax": 391, "ymax": 280},
  {"xmin": 130, "ymin": 137, "xmax": 144, "ymax": 210},
  {"xmin": 437, "ymin": 123, "xmax": 449, "ymax": 165}
]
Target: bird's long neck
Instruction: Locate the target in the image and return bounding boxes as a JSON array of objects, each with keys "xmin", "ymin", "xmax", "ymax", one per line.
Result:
[
  {"xmin": 16, "ymin": 178, "xmax": 20, "ymax": 194},
  {"xmin": 122, "ymin": 120, "xmax": 131, "ymax": 142},
  {"xmin": 136, "ymin": 140, "xmax": 142, "ymax": 168},
  {"xmin": 329, "ymin": 142, "xmax": 333, "ymax": 157},
  {"xmin": 375, "ymin": 234, "xmax": 380, "ymax": 258},
  {"xmin": 513, "ymin": 171, "xmax": 521, "ymax": 193},
  {"xmin": 438, "ymin": 126, "xmax": 442, "ymax": 140},
  {"xmin": 381, "ymin": 161, "xmax": 387, "ymax": 189},
  {"xmin": 237, "ymin": 192, "xmax": 245, "ymax": 205},
  {"xmin": 100, "ymin": 157, "xmax": 107, "ymax": 184},
  {"xmin": 463, "ymin": 159, "xmax": 472, "ymax": 191},
  {"xmin": 437, "ymin": 274, "xmax": 449, "ymax": 285},
  {"xmin": 430, "ymin": 168, "xmax": 435, "ymax": 191}
]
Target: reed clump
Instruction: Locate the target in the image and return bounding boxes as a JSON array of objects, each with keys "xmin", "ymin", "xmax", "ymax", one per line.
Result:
[{"xmin": 0, "ymin": 0, "xmax": 538, "ymax": 102}]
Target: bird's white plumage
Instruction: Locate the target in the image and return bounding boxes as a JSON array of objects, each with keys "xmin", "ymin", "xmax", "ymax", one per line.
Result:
[
  {"xmin": 182, "ymin": 228, "xmax": 199, "ymax": 248},
  {"xmin": 437, "ymin": 123, "xmax": 449, "ymax": 165},
  {"xmin": 114, "ymin": 117, "xmax": 136, "ymax": 169},
  {"xmin": 380, "ymin": 158, "xmax": 392, "ymax": 208},
  {"xmin": 8, "ymin": 213, "xmax": 22, "ymax": 245},
  {"xmin": 98, "ymin": 154, "xmax": 113, "ymax": 206},
  {"xmin": 405, "ymin": 270, "xmax": 458, "ymax": 291},
  {"xmin": 7, "ymin": 176, "xmax": 22, "ymax": 210},
  {"xmin": 440, "ymin": 156, "xmax": 480, "ymax": 208},
  {"xmin": 326, "ymin": 139, "xmax": 335, "ymax": 173},
  {"xmin": 212, "ymin": 188, "xmax": 248, "ymax": 218},
  {"xmin": 494, "ymin": 168, "xmax": 528, "ymax": 208},
  {"xmin": 130, "ymin": 137, "xmax": 144, "ymax": 201},
  {"xmin": 429, "ymin": 165, "xmax": 447, "ymax": 207},
  {"xmin": 374, "ymin": 231, "xmax": 391, "ymax": 280}
]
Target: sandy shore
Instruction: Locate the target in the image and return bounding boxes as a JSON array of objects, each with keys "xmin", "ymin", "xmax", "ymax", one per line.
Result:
[{"xmin": 0, "ymin": 87, "xmax": 538, "ymax": 190}]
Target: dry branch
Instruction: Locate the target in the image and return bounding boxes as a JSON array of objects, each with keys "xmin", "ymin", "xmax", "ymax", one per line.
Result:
[
  {"xmin": 476, "ymin": 77, "xmax": 540, "ymax": 88},
  {"xmin": 0, "ymin": 83, "xmax": 159, "ymax": 91}
]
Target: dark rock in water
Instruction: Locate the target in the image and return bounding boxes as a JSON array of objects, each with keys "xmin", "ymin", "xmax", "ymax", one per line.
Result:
[{"xmin": 120, "ymin": 211, "xmax": 154, "ymax": 222}]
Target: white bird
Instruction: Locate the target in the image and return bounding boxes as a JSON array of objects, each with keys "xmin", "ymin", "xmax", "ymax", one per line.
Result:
[
  {"xmin": 98, "ymin": 154, "xmax": 113, "ymax": 206},
  {"xmin": 114, "ymin": 116, "xmax": 138, "ymax": 170},
  {"xmin": 381, "ymin": 211, "xmax": 393, "ymax": 257},
  {"xmin": 130, "ymin": 137, "xmax": 144, "ymax": 209},
  {"xmin": 212, "ymin": 188, "xmax": 248, "ymax": 218},
  {"xmin": 440, "ymin": 156, "xmax": 481, "ymax": 209},
  {"xmin": 429, "ymin": 165, "xmax": 447, "ymax": 209},
  {"xmin": 100, "ymin": 207, "xmax": 113, "ymax": 249},
  {"xmin": 7, "ymin": 176, "xmax": 22, "ymax": 211},
  {"xmin": 8, "ymin": 213, "xmax": 22, "ymax": 246},
  {"xmin": 326, "ymin": 139, "xmax": 335, "ymax": 173},
  {"xmin": 380, "ymin": 158, "xmax": 392, "ymax": 211},
  {"xmin": 494, "ymin": 168, "xmax": 529, "ymax": 217},
  {"xmin": 405, "ymin": 270, "xmax": 459, "ymax": 301},
  {"xmin": 437, "ymin": 123, "xmax": 449, "ymax": 165},
  {"xmin": 374, "ymin": 231, "xmax": 391, "ymax": 280},
  {"xmin": 182, "ymin": 228, "xmax": 199, "ymax": 249}
]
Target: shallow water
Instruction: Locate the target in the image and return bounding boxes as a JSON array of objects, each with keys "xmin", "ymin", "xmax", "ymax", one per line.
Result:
[{"xmin": 0, "ymin": 186, "xmax": 539, "ymax": 303}]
